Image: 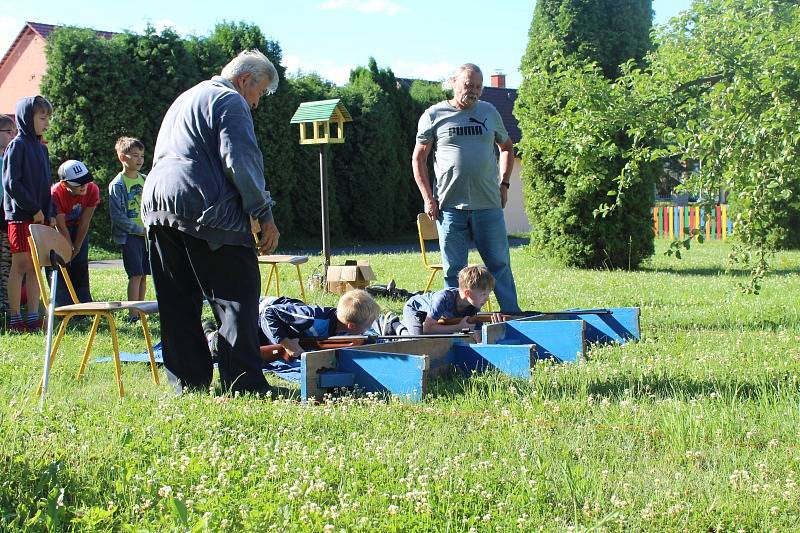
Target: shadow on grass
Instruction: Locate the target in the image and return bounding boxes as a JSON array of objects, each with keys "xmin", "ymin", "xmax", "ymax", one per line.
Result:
[
  {"xmin": 579, "ymin": 372, "xmax": 796, "ymax": 401},
  {"xmin": 423, "ymin": 367, "xmax": 796, "ymax": 404},
  {"xmin": 640, "ymin": 265, "xmax": 800, "ymax": 277}
]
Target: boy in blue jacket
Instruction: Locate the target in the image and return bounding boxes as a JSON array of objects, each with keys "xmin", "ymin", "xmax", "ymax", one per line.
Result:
[
  {"xmin": 257, "ymin": 289, "xmax": 381, "ymax": 359},
  {"xmin": 1, "ymin": 96, "xmax": 53, "ymax": 332},
  {"xmin": 108, "ymin": 137, "xmax": 149, "ymax": 322}
]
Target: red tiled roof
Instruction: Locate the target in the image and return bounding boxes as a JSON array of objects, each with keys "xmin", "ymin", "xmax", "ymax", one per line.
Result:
[{"xmin": 1, "ymin": 21, "xmax": 117, "ymax": 70}]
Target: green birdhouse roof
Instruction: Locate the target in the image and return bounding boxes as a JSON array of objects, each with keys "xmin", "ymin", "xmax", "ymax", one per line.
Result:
[{"xmin": 290, "ymin": 99, "xmax": 352, "ymax": 123}]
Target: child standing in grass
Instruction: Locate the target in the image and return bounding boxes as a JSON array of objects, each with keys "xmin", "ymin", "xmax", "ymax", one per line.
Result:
[
  {"xmin": 108, "ymin": 137, "xmax": 148, "ymax": 322},
  {"xmin": 402, "ymin": 265, "xmax": 494, "ymax": 336},
  {"xmin": 0, "ymin": 114, "xmax": 18, "ymax": 323},
  {"xmin": 51, "ymin": 159, "xmax": 100, "ymax": 306},
  {"xmin": 1, "ymin": 96, "xmax": 53, "ymax": 333}
]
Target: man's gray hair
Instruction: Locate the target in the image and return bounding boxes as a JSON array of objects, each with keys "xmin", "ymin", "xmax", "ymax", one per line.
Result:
[
  {"xmin": 441, "ymin": 63, "xmax": 483, "ymax": 90},
  {"xmin": 221, "ymin": 49, "xmax": 279, "ymax": 95}
]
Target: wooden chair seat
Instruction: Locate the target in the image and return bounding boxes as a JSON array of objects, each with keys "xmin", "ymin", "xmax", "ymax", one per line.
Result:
[
  {"xmin": 257, "ymin": 255, "xmax": 309, "ymax": 266},
  {"xmin": 55, "ymin": 301, "xmax": 159, "ymax": 314}
]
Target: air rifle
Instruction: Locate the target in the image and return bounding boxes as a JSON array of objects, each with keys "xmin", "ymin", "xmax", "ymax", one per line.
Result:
[
  {"xmin": 258, "ymin": 333, "xmax": 472, "ymax": 364},
  {"xmin": 435, "ymin": 308, "xmax": 612, "ymax": 327}
]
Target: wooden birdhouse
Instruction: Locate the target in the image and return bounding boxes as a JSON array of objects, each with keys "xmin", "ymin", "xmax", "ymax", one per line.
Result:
[{"xmin": 290, "ymin": 99, "xmax": 352, "ymax": 145}]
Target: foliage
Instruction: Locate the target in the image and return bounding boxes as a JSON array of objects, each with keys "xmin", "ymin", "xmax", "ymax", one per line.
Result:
[
  {"xmin": 593, "ymin": 0, "xmax": 800, "ymax": 291},
  {"xmin": 40, "ymin": 27, "xmax": 429, "ymax": 249},
  {"xmin": 516, "ymin": 0, "xmax": 657, "ymax": 269},
  {"xmin": 2, "ymin": 242, "xmax": 800, "ymax": 530}
]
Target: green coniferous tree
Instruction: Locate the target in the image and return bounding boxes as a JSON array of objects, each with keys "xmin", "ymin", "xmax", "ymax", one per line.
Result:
[{"xmin": 516, "ymin": 0, "xmax": 657, "ymax": 268}]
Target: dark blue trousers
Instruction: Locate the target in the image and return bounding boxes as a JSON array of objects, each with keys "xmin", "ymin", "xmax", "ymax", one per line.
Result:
[
  {"xmin": 53, "ymin": 226, "xmax": 91, "ymax": 307},
  {"xmin": 148, "ymin": 226, "xmax": 267, "ymax": 393}
]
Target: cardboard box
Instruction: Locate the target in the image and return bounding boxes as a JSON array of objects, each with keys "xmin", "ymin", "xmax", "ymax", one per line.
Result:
[{"xmin": 326, "ymin": 260, "xmax": 376, "ymax": 294}]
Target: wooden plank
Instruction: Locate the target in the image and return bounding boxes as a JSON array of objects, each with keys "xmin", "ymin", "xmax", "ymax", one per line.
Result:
[
  {"xmin": 678, "ymin": 206, "xmax": 684, "ymax": 239},
  {"xmin": 301, "ymin": 337, "xmax": 466, "ymax": 402},
  {"xmin": 565, "ymin": 306, "xmax": 640, "ymax": 343},
  {"xmin": 652, "ymin": 207, "xmax": 659, "ymax": 236},
  {"xmin": 721, "ymin": 204, "xmax": 728, "ymax": 240},
  {"xmin": 483, "ymin": 319, "xmax": 586, "ymax": 363},
  {"xmin": 667, "ymin": 207, "xmax": 675, "ymax": 240},
  {"xmin": 715, "ymin": 205, "xmax": 722, "ymax": 239},
  {"xmin": 515, "ymin": 306, "xmax": 640, "ymax": 344},
  {"xmin": 452, "ymin": 344, "xmax": 536, "ymax": 378},
  {"xmin": 301, "ymin": 348, "xmax": 338, "ymax": 402},
  {"xmin": 335, "ymin": 348, "xmax": 427, "ymax": 401},
  {"xmin": 318, "ymin": 371, "xmax": 355, "ymax": 388}
]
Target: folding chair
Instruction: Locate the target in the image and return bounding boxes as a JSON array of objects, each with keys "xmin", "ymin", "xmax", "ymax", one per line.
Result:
[
  {"xmin": 416, "ymin": 213, "xmax": 443, "ymax": 292},
  {"xmin": 28, "ymin": 224, "xmax": 160, "ymax": 397}
]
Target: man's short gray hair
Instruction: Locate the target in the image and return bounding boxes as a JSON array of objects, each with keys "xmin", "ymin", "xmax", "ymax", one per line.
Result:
[
  {"xmin": 441, "ymin": 63, "xmax": 483, "ymax": 90},
  {"xmin": 221, "ymin": 49, "xmax": 279, "ymax": 95}
]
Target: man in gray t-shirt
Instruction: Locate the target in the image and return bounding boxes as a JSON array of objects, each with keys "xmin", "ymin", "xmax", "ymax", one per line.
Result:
[{"xmin": 411, "ymin": 63, "xmax": 520, "ymax": 311}]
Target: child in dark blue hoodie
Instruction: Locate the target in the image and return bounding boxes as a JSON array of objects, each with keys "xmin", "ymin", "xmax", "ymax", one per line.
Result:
[{"xmin": 1, "ymin": 95, "xmax": 54, "ymax": 333}]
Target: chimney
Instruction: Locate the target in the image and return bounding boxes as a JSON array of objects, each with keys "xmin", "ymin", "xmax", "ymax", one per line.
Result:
[{"xmin": 490, "ymin": 71, "xmax": 506, "ymax": 88}]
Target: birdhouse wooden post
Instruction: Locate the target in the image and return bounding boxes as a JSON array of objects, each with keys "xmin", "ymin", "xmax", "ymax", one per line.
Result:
[{"xmin": 289, "ymin": 99, "xmax": 353, "ymax": 277}]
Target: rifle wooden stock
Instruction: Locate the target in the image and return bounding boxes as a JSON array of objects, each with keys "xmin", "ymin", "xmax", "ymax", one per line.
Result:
[{"xmin": 259, "ymin": 336, "xmax": 369, "ymax": 363}]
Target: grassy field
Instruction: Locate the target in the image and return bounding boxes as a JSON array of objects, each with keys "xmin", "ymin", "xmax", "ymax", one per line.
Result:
[{"xmin": 2, "ymin": 240, "xmax": 799, "ymax": 531}]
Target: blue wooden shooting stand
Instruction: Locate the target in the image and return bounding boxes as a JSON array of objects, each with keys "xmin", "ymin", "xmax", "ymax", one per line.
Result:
[{"xmin": 300, "ymin": 337, "xmax": 537, "ymax": 402}]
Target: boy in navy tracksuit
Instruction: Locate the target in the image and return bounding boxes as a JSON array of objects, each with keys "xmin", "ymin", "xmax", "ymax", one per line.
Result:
[
  {"xmin": 257, "ymin": 289, "xmax": 381, "ymax": 359},
  {"xmin": 1, "ymin": 96, "xmax": 54, "ymax": 332}
]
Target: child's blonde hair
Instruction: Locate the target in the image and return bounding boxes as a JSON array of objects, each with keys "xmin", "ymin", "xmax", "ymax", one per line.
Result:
[
  {"xmin": 458, "ymin": 265, "xmax": 495, "ymax": 292},
  {"xmin": 115, "ymin": 136, "xmax": 145, "ymax": 155},
  {"xmin": 336, "ymin": 289, "xmax": 380, "ymax": 326}
]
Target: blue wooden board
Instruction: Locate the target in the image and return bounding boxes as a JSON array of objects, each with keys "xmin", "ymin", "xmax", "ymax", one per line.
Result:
[
  {"xmin": 452, "ymin": 344, "xmax": 535, "ymax": 378},
  {"xmin": 485, "ymin": 319, "xmax": 585, "ymax": 363},
  {"xmin": 324, "ymin": 349, "xmax": 427, "ymax": 401},
  {"xmin": 515, "ymin": 307, "xmax": 640, "ymax": 344},
  {"xmin": 561, "ymin": 307, "xmax": 640, "ymax": 343}
]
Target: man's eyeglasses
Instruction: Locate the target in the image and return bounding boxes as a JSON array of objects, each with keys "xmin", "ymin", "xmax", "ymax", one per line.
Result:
[{"xmin": 0, "ymin": 129, "xmax": 15, "ymax": 133}]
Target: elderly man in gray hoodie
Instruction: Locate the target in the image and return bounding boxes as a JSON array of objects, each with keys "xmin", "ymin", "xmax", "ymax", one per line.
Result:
[{"xmin": 142, "ymin": 50, "xmax": 280, "ymax": 395}]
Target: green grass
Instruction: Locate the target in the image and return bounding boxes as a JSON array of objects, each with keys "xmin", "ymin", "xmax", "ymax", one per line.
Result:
[{"xmin": 2, "ymin": 240, "xmax": 800, "ymax": 531}]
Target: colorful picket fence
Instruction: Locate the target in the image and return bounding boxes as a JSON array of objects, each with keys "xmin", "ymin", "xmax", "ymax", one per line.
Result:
[{"xmin": 652, "ymin": 204, "xmax": 734, "ymax": 240}]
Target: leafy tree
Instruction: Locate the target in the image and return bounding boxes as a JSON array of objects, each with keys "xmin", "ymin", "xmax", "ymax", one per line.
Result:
[
  {"xmin": 629, "ymin": 0, "xmax": 800, "ymax": 290},
  {"xmin": 516, "ymin": 0, "xmax": 657, "ymax": 269}
]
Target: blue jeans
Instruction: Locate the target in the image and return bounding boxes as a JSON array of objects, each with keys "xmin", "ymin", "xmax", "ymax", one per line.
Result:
[{"xmin": 436, "ymin": 207, "xmax": 520, "ymax": 312}]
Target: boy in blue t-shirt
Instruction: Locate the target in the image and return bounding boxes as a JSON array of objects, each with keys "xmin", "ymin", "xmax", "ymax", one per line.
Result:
[
  {"xmin": 108, "ymin": 137, "xmax": 148, "ymax": 323},
  {"xmin": 402, "ymin": 265, "xmax": 494, "ymax": 336}
]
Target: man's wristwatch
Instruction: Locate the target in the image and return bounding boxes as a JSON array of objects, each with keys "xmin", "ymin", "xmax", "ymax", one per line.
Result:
[{"xmin": 500, "ymin": 182, "xmax": 510, "ymax": 189}]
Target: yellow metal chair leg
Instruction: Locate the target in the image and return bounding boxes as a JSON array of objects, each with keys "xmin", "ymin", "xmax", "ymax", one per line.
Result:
[
  {"xmin": 295, "ymin": 264, "xmax": 307, "ymax": 301},
  {"xmin": 274, "ymin": 265, "xmax": 281, "ymax": 296},
  {"xmin": 76, "ymin": 314, "xmax": 101, "ymax": 380},
  {"xmin": 106, "ymin": 313, "xmax": 125, "ymax": 398},
  {"xmin": 424, "ymin": 269, "xmax": 438, "ymax": 293},
  {"xmin": 264, "ymin": 263, "xmax": 278, "ymax": 296},
  {"xmin": 139, "ymin": 313, "xmax": 160, "ymax": 385}
]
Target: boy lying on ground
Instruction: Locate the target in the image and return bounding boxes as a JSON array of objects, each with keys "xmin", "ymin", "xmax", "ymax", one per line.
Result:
[
  {"xmin": 401, "ymin": 265, "xmax": 502, "ymax": 342},
  {"xmin": 205, "ymin": 289, "xmax": 382, "ymax": 361}
]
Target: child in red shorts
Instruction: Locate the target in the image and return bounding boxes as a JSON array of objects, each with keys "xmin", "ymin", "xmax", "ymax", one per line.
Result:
[{"xmin": 1, "ymin": 96, "xmax": 54, "ymax": 333}]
